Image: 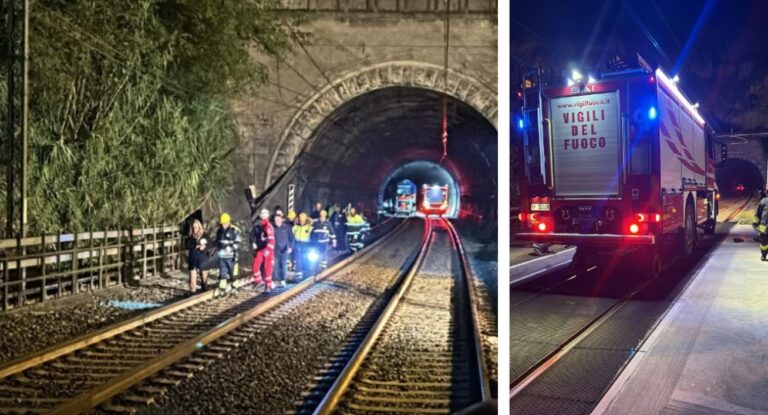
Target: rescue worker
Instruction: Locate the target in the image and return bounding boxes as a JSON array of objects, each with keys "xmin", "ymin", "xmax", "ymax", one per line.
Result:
[
  {"xmin": 310, "ymin": 209, "xmax": 336, "ymax": 270},
  {"xmin": 330, "ymin": 204, "xmax": 347, "ymax": 251},
  {"xmin": 292, "ymin": 212, "xmax": 313, "ymax": 280},
  {"xmin": 215, "ymin": 213, "xmax": 241, "ymax": 295},
  {"xmin": 250, "ymin": 208, "xmax": 275, "ymax": 291},
  {"xmin": 346, "ymin": 207, "xmax": 370, "ymax": 252},
  {"xmin": 310, "ymin": 202, "xmax": 324, "ymax": 220},
  {"xmin": 286, "ymin": 210, "xmax": 297, "ymax": 270},
  {"xmin": 753, "ymin": 191, "xmax": 768, "ymax": 261},
  {"xmin": 272, "ymin": 212, "xmax": 294, "ymax": 287}
]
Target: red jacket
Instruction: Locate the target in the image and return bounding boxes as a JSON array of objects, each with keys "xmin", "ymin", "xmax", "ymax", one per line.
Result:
[{"xmin": 250, "ymin": 219, "xmax": 275, "ymax": 252}]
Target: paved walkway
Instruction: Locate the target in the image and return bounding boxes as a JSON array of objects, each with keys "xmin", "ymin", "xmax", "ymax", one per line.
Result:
[{"xmin": 594, "ymin": 224, "xmax": 768, "ymax": 415}]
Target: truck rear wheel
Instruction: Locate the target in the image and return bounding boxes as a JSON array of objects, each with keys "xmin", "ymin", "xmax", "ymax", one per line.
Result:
[
  {"xmin": 645, "ymin": 247, "xmax": 663, "ymax": 279},
  {"xmin": 683, "ymin": 202, "xmax": 696, "ymax": 256}
]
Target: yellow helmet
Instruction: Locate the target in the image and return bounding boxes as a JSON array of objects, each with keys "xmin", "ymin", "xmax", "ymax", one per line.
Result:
[
  {"xmin": 287, "ymin": 210, "xmax": 297, "ymax": 220},
  {"xmin": 219, "ymin": 213, "xmax": 231, "ymax": 225}
]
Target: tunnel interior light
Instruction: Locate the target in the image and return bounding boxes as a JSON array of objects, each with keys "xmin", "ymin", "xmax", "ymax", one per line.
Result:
[
  {"xmin": 693, "ymin": 102, "xmax": 700, "ymax": 108},
  {"xmin": 588, "ymin": 75, "xmax": 597, "ymax": 84},
  {"xmin": 517, "ymin": 118, "xmax": 525, "ymax": 130},
  {"xmin": 672, "ymin": 74, "xmax": 680, "ymax": 83},
  {"xmin": 648, "ymin": 106, "xmax": 657, "ymax": 120},
  {"xmin": 629, "ymin": 223, "xmax": 640, "ymax": 234}
]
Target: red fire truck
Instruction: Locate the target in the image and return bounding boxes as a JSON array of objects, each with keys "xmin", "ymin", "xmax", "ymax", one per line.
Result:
[{"xmin": 515, "ymin": 61, "xmax": 718, "ymax": 277}]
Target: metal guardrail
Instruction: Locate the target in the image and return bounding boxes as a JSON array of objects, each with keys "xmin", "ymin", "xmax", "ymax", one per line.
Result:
[{"xmin": 0, "ymin": 226, "xmax": 183, "ymax": 311}]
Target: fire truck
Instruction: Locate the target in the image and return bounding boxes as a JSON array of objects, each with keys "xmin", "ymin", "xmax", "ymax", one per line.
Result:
[{"xmin": 515, "ymin": 58, "xmax": 718, "ymax": 277}]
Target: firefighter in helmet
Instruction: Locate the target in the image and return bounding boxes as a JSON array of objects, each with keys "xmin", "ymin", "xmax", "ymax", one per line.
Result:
[
  {"xmin": 310, "ymin": 209, "xmax": 336, "ymax": 270},
  {"xmin": 215, "ymin": 213, "xmax": 241, "ymax": 294},
  {"xmin": 753, "ymin": 190, "xmax": 768, "ymax": 261}
]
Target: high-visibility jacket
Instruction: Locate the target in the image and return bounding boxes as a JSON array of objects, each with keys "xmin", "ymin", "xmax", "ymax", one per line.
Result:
[
  {"xmin": 311, "ymin": 220, "xmax": 336, "ymax": 244},
  {"xmin": 754, "ymin": 197, "xmax": 768, "ymax": 233},
  {"xmin": 250, "ymin": 219, "xmax": 275, "ymax": 252},
  {"xmin": 293, "ymin": 222, "xmax": 313, "ymax": 242},
  {"xmin": 215, "ymin": 225, "xmax": 242, "ymax": 260}
]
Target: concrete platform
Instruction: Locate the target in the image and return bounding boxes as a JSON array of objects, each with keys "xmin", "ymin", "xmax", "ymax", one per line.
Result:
[
  {"xmin": 510, "ymin": 247, "xmax": 574, "ymax": 287},
  {"xmin": 593, "ymin": 224, "xmax": 768, "ymax": 415}
]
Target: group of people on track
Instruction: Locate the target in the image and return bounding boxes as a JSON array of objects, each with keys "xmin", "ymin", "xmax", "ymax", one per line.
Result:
[{"xmin": 185, "ymin": 203, "xmax": 371, "ymax": 294}]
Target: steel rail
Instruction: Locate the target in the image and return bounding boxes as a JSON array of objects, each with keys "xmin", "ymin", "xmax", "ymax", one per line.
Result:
[
  {"xmin": 509, "ymin": 277, "xmax": 651, "ymax": 400},
  {"xmin": 313, "ymin": 217, "xmax": 489, "ymax": 414},
  {"xmin": 0, "ymin": 218, "xmax": 399, "ymax": 381},
  {"xmin": 443, "ymin": 219, "xmax": 492, "ymax": 403},
  {"xmin": 7, "ymin": 220, "xmax": 410, "ymax": 415}
]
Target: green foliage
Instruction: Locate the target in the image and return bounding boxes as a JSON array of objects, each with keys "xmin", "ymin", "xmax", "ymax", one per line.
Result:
[{"xmin": 0, "ymin": 0, "xmax": 292, "ymax": 234}]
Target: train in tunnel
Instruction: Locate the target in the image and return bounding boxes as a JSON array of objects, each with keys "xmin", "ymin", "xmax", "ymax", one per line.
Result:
[
  {"xmin": 395, "ymin": 180, "xmax": 418, "ymax": 216},
  {"xmin": 421, "ymin": 184, "xmax": 450, "ymax": 216}
]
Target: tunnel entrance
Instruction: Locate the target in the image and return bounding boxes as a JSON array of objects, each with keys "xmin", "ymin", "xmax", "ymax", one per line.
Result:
[
  {"xmin": 716, "ymin": 158, "xmax": 764, "ymax": 197},
  {"xmin": 378, "ymin": 161, "xmax": 460, "ymax": 218},
  {"xmin": 277, "ymin": 86, "xmax": 496, "ymax": 224}
]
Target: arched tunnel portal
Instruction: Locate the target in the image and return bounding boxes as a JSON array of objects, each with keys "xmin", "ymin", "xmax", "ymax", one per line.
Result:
[
  {"xmin": 716, "ymin": 158, "xmax": 765, "ymax": 197},
  {"xmin": 258, "ymin": 86, "xmax": 497, "ymax": 227}
]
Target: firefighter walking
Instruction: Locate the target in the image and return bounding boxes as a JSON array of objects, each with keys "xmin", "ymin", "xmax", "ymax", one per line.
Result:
[
  {"xmin": 346, "ymin": 207, "xmax": 369, "ymax": 252},
  {"xmin": 251, "ymin": 208, "xmax": 275, "ymax": 291},
  {"xmin": 311, "ymin": 210, "xmax": 336, "ymax": 270},
  {"xmin": 215, "ymin": 213, "xmax": 241, "ymax": 295},
  {"xmin": 754, "ymin": 191, "xmax": 768, "ymax": 261}
]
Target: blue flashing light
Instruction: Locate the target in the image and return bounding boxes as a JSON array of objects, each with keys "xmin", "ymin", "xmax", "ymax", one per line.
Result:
[
  {"xmin": 517, "ymin": 118, "xmax": 524, "ymax": 130},
  {"xmin": 648, "ymin": 106, "xmax": 657, "ymax": 120}
]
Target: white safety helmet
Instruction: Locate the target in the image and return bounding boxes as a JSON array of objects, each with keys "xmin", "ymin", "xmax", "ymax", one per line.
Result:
[{"xmin": 259, "ymin": 208, "xmax": 270, "ymax": 220}]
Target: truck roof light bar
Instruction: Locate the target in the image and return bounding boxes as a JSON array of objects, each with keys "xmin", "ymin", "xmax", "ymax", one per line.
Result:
[{"xmin": 655, "ymin": 68, "xmax": 706, "ymax": 127}]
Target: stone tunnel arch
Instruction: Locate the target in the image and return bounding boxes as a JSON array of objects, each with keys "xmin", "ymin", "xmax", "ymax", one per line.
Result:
[
  {"xmin": 264, "ymin": 61, "xmax": 498, "ymax": 188},
  {"xmin": 716, "ymin": 157, "xmax": 765, "ymax": 196}
]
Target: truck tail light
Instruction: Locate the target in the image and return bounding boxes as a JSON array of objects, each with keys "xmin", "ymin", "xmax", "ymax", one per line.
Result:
[
  {"xmin": 629, "ymin": 223, "xmax": 640, "ymax": 234},
  {"xmin": 537, "ymin": 222, "xmax": 548, "ymax": 232},
  {"xmin": 636, "ymin": 213, "xmax": 661, "ymax": 223},
  {"xmin": 518, "ymin": 213, "xmax": 526, "ymax": 222}
]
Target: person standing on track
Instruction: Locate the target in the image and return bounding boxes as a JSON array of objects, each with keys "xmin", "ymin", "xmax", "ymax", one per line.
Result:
[
  {"xmin": 292, "ymin": 212, "xmax": 313, "ymax": 280},
  {"xmin": 272, "ymin": 211, "xmax": 294, "ymax": 287},
  {"xmin": 753, "ymin": 191, "xmax": 768, "ymax": 261},
  {"xmin": 330, "ymin": 204, "xmax": 347, "ymax": 251},
  {"xmin": 251, "ymin": 208, "xmax": 275, "ymax": 291},
  {"xmin": 310, "ymin": 209, "xmax": 336, "ymax": 270},
  {"xmin": 346, "ymin": 207, "xmax": 369, "ymax": 252},
  {"xmin": 215, "ymin": 213, "xmax": 241, "ymax": 295},
  {"xmin": 187, "ymin": 219, "xmax": 209, "ymax": 293},
  {"xmin": 310, "ymin": 201, "xmax": 324, "ymax": 220}
]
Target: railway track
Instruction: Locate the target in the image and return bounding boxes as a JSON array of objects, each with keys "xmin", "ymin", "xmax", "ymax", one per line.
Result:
[
  {"xmin": 0, "ymin": 220, "xmax": 413, "ymax": 415},
  {"xmin": 304, "ymin": 218, "xmax": 490, "ymax": 414}
]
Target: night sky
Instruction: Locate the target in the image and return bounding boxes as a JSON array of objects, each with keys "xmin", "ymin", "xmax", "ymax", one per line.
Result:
[{"xmin": 511, "ymin": 0, "xmax": 768, "ymax": 133}]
